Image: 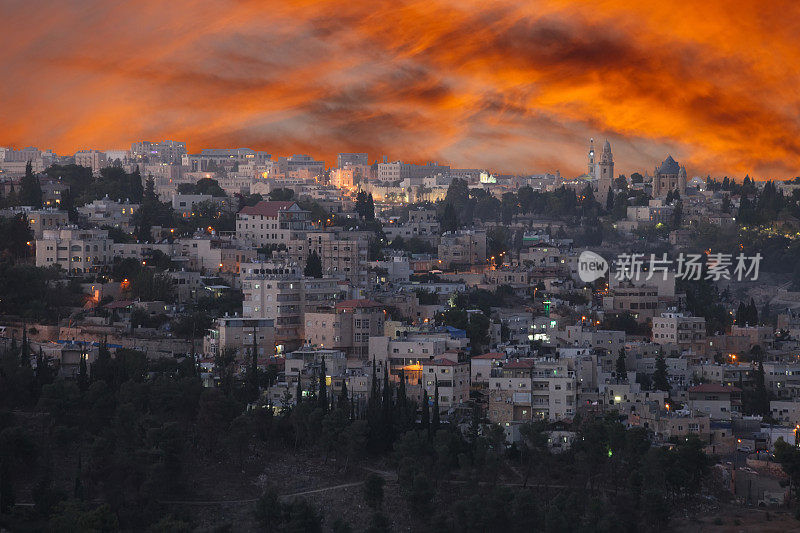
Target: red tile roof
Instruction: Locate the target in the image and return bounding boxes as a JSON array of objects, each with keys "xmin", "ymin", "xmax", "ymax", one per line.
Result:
[
  {"xmin": 424, "ymin": 358, "xmax": 461, "ymax": 366},
  {"xmin": 239, "ymin": 201, "xmax": 297, "ymax": 217},
  {"xmin": 472, "ymin": 352, "xmax": 505, "ymax": 360},
  {"xmin": 503, "ymin": 359, "xmax": 536, "ymax": 369},
  {"xmin": 688, "ymin": 384, "xmax": 741, "ymax": 393}
]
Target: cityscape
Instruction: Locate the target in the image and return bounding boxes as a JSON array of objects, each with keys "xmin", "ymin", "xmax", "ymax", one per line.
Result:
[{"xmin": 2, "ymin": 2, "xmax": 800, "ymax": 532}]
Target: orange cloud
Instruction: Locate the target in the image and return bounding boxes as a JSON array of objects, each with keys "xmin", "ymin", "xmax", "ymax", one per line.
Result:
[{"xmin": 1, "ymin": 0, "xmax": 799, "ymax": 178}]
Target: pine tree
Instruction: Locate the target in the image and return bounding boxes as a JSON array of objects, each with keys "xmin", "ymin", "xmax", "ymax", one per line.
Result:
[
  {"xmin": 304, "ymin": 251, "xmax": 323, "ymax": 278},
  {"xmin": 605, "ymin": 187, "xmax": 614, "ymax": 212},
  {"xmin": 652, "ymin": 353, "xmax": 670, "ymax": 392}
]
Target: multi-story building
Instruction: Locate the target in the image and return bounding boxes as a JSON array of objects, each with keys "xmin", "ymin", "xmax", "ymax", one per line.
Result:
[
  {"xmin": 438, "ymin": 229, "xmax": 487, "ymax": 268},
  {"xmin": 182, "ymin": 148, "xmax": 271, "ymax": 172},
  {"xmin": 0, "ymin": 207, "xmax": 68, "ymax": 238},
  {"xmin": 241, "ymin": 262, "xmax": 346, "ymax": 350},
  {"xmin": 77, "ymin": 196, "xmax": 138, "ymax": 231},
  {"xmin": 762, "ymin": 362, "xmax": 800, "ymax": 400},
  {"xmin": 651, "ymin": 312, "xmax": 706, "ymax": 352},
  {"xmin": 171, "ymin": 193, "xmax": 231, "ymax": 217},
  {"xmin": 36, "ymin": 227, "xmax": 112, "ymax": 273},
  {"xmin": 488, "ymin": 358, "xmax": 576, "ymax": 423},
  {"xmin": 203, "ymin": 317, "xmax": 276, "ymax": 359},
  {"xmin": 304, "ymin": 299, "xmax": 384, "ymax": 359},
  {"xmin": 603, "ymin": 283, "xmax": 660, "ymax": 322},
  {"xmin": 236, "ymin": 201, "xmax": 312, "ymax": 248},
  {"xmin": 277, "ymin": 154, "xmax": 325, "ymax": 178},
  {"xmin": 626, "ymin": 199, "xmax": 675, "ymax": 226},
  {"xmin": 304, "ymin": 230, "xmax": 370, "ymax": 286},
  {"xmin": 74, "ymin": 150, "xmax": 107, "ymax": 174},
  {"xmin": 131, "ymin": 140, "xmax": 187, "ymax": 163},
  {"xmin": 337, "ymin": 153, "xmax": 368, "ymax": 168},
  {"xmin": 685, "ymin": 384, "xmax": 741, "ymax": 421},
  {"xmin": 421, "ymin": 357, "xmax": 470, "ymax": 413},
  {"xmin": 376, "ymin": 161, "xmax": 450, "ymax": 183},
  {"xmin": 383, "ymin": 207, "xmax": 440, "ymax": 244}
]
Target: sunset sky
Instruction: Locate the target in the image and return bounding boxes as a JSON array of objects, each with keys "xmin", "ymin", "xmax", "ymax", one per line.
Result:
[{"xmin": 1, "ymin": 0, "xmax": 799, "ymax": 178}]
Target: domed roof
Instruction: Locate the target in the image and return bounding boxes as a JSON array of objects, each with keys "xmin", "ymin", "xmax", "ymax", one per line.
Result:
[
  {"xmin": 603, "ymin": 139, "xmax": 611, "ymax": 152},
  {"xmin": 658, "ymin": 155, "xmax": 680, "ymax": 175}
]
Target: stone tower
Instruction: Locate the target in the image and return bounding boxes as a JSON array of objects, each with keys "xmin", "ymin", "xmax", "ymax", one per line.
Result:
[
  {"xmin": 653, "ymin": 155, "xmax": 687, "ymax": 197},
  {"xmin": 587, "ymin": 138, "xmax": 595, "ymax": 179},
  {"xmin": 597, "ymin": 139, "xmax": 614, "ymax": 199}
]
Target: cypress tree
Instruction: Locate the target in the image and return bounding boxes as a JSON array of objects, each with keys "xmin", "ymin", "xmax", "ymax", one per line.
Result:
[
  {"xmin": 432, "ymin": 378, "xmax": 440, "ymax": 430},
  {"xmin": 318, "ymin": 356, "xmax": 328, "ymax": 413},
  {"xmin": 615, "ymin": 348, "xmax": 626, "ymax": 383},
  {"xmin": 295, "ymin": 377, "xmax": 303, "ymax": 406},
  {"xmin": 20, "ymin": 323, "xmax": 30, "ymax": 366},
  {"xmin": 78, "ymin": 345, "xmax": 88, "ymax": 392},
  {"xmin": 338, "ymin": 379, "xmax": 349, "ymax": 411},
  {"xmin": 421, "ymin": 389, "xmax": 430, "ymax": 437},
  {"xmin": 248, "ymin": 326, "xmax": 260, "ymax": 403},
  {"xmin": 652, "ymin": 353, "xmax": 670, "ymax": 392}
]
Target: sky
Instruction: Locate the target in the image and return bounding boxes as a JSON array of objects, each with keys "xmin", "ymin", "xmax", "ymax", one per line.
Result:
[{"xmin": 1, "ymin": 0, "xmax": 799, "ymax": 179}]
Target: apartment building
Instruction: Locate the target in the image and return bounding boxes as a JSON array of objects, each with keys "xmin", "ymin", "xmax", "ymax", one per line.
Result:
[
  {"xmin": 172, "ymin": 193, "xmax": 231, "ymax": 217},
  {"xmin": 236, "ymin": 201, "xmax": 312, "ymax": 247},
  {"xmin": 376, "ymin": 161, "xmax": 449, "ymax": 183},
  {"xmin": 369, "ymin": 331, "xmax": 469, "ymax": 380},
  {"xmin": 421, "ymin": 358, "xmax": 470, "ymax": 413},
  {"xmin": 652, "ymin": 312, "xmax": 706, "ymax": 351},
  {"xmin": 0, "ymin": 207, "xmax": 68, "ymax": 238},
  {"xmin": 77, "ymin": 196, "xmax": 138, "ymax": 231},
  {"xmin": 74, "ymin": 150, "xmax": 107, "ymax": 174},
  {"xmin": 131, "ymin": 140, "xmax": 187, "ymax": 163},
  {"xmin": 488, "ymin": 359, "xmax": 576, "ymax": 423},
  {"xmin": 304, "ymin": 299, "xmax": 384, "ymax": 358},
  {"xmin": 36, "ymin": 227, "xmax": 112, "ymax": 273},
  {"xmin": 203, "ymin": 317, "xmax": 276, "ymax": 359},
  {"xmin": 438, "ymin": 229, "xmax": 487, "ymax": 268},
  {"xmin": 241, "ymin": 262, "xmax": 346, "ymax": 350},
  {"xmin": 685, "ymin": 384, "xmax": 742, "ymax": 421},
  {"xmin": 603, "ymin": 283, "xmax": 660, "ymax": 322},
  {"xmin": 182, "ymin": 148, "xmax": 271, "ymax": 172}
]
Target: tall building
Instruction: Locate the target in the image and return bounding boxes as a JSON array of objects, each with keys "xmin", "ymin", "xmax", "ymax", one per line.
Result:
[
  {"xmin": 130, "ymin": 140, "xmax": 187, "ymax": 163},
  {"xmin": 74, "ymin": 150, "xmax": 107, "ymax": 174},
  {"xmin": 337, "ymin": 153, "xmax": 368, "ymax": 168},
  {"xmin": 597, "ymin": 140, "xmax": 614, "ymax": 200},
  {"xmin": 36, "ymin": 227, "xmax": 112, "ymax": 273},
  {"xmin": 236, "ymin": 201, "xmax": 312, "ymax": 248},
  {"xmin": 652, "ymin": 155, "xmax": 687, "ymax": 198},
  {"xmin": 587, "ymin": 138, "xmax": 596, "ymax": 180}
]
